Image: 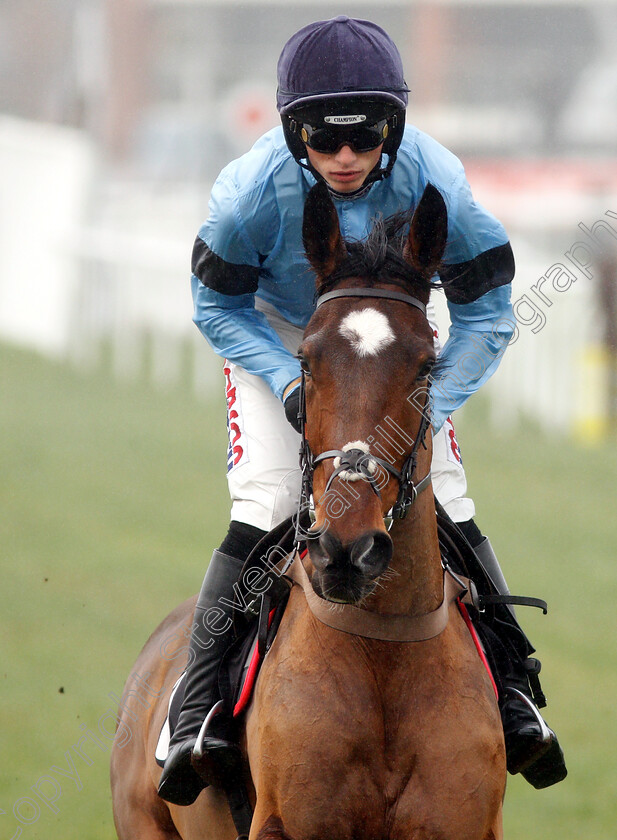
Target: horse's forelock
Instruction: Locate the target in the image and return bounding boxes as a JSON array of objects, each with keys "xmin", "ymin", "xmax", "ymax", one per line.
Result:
[{"xmin": 318, "ymin": 210, "xmax": 437, "ymax": 297}]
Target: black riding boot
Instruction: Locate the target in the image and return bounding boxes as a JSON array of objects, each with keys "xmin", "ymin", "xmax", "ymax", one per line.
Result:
[
  {"xmin": 474, "ymin": 537, "xmax": 567, "ymax": 789},
  {"xmin": 157, "ymin": 549, "xmax": 244, "ymax": 806}
]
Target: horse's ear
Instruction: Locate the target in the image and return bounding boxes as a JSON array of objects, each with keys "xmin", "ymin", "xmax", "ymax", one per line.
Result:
[
  {"xmin": 303, "ymin": 182, "xmax": 347, "ymax": 287},
  {"xmin": 404, "ymin": 184, "xmax": 448, "ymax": 276}
]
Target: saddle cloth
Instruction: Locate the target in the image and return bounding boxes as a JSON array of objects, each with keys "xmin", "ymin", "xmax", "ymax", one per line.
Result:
[{"xmin": 155, "ymin": 604, "xmax": 280, "ymax": 767}]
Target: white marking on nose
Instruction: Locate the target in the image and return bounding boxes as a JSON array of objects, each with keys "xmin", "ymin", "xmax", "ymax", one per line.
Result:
[
  {"xmin": 339, "ymin": 308, "xmax": 395, "ymax": 357},
  {"xmin": 333, "ymin": 440, "xmax": 378, "ymax": 482}
]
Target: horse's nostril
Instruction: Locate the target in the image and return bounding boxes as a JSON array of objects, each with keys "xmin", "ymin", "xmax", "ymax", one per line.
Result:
[
  {"xmin": 309, "ymin": 529, "xmax": 343, "ymax": 572},
  {"xmin": 350, "ymin": 530, "xmax": 392, "ymax": 577},
  {"xmin": 350, "ymin": 533, "xmax": 375, "ymax": 566},
  {"xmin": 310, "ymin": 528, "xmax": 392, "ymax": 582}
]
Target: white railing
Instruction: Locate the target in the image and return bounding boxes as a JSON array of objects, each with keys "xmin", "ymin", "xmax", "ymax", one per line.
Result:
[
  {"xmin": 66, "ymin": 224, "xmax": 223, "ymax": 398},
  {"xmin": 486, "ymin": 275, "xmax": 596, "ymax": 437}
]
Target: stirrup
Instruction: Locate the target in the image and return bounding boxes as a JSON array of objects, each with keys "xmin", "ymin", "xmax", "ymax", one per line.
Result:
[
  {"xmin": 191, "ymin": 700, "xmax": 244, "ymax": 789},
  {"xmin": 193, "ymin": 699, "xmax": 225, "ymax": 759},
  {"xmin": 157, "ymin": 739, "xmax": 204, "ymax": 806},
  {"xmin": 194, "ymin": 705, "xmax": 254, "ymax": 837},
  {"xmin": 507, "ymin": 687, "xmax": 552, "ymax": 743},
  {"xmin": 503, "ymin": 687, "xmax": 552, "ymax": 775},
  {"xmin": 504, "ymin": 688, "xmax": 567, "ymax": 787},
  {"xmin": 192, "ymin": 701, "xmax": 253, "ymax": 835}
]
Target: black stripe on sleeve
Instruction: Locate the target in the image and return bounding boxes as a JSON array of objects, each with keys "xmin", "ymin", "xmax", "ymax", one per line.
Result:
[
  {"xmin": 192, "ymin": 236, "xmax": 259, "ymax": 295},
  {"xmin": 439, "ymin": 242, "xmax": 515, "ymax": 304}
]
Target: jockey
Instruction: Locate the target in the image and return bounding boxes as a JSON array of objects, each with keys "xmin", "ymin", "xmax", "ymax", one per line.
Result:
[{"xmin": 158, "ymin": 16, "xmax": 566, "ymax": 806}]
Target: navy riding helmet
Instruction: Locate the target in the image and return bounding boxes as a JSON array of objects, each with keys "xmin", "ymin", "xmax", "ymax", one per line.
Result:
[{"xmin": 277, "ymin": 16, "xmax": 409, "ymax": 183}]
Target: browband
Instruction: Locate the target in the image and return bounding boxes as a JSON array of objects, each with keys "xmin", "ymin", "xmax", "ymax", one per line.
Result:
[{"xmin": 316, "ymin": 287, "xmax": 426, "ymax": 315}]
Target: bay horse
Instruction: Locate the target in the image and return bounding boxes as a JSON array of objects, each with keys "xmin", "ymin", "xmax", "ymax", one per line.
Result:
[{"xmin": 111, "ymin": 182, "xmax": 506, "ymax": 840}]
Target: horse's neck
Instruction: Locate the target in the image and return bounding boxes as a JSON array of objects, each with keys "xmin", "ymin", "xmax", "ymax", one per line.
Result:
[
  {"xmin": 390, "ymin": 495, "xmax": 444, "ymax": 615},
  {"xmin": 369, "ymin": 479, "xmax": 443, "ymax": 617}
]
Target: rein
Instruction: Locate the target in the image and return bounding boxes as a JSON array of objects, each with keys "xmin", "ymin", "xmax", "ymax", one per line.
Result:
[{"xmin": 297, "ymin": 286, "xmax": 432, "ymax": 535}]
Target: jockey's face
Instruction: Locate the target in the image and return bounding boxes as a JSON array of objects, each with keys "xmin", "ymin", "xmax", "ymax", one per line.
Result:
[{"xmin": 305, "ymin": 143, "xmax": 383, "ymax": 193}]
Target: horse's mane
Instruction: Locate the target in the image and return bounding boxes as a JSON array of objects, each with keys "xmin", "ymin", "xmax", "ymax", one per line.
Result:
[{"xmin": 318, "ymin": 210, "xmax": 449, "ymax": 299}]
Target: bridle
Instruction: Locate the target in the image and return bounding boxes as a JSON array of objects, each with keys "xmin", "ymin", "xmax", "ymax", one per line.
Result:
[{"xmin": 296, "ymin": 286, "xmax": 433, "ymax": 535}]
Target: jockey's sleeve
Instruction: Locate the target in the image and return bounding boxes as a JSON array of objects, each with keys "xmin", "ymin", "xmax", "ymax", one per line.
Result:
[
  {"xmin": 191, "ymin": 274, "xmax": 301, "ymax": 401},
  {"xmin": 438, "ymin": 157, "xmax": 514, "ymax": 302},
  {"xmin": 430, "ymin": 284, "xmax": 515, "ymax": 432},
  {"xmin": 190, "ymin": 169, "xmax": 301, "ymax": 401},
  {"xmin": 426, "ymin": 158, "xmax": 516, "ymax": 432}
]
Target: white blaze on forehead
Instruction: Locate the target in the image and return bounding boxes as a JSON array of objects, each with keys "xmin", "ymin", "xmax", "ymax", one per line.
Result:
[{"xmin": 339, "ymin": 308, "xmax": 395, "ymax": 357}]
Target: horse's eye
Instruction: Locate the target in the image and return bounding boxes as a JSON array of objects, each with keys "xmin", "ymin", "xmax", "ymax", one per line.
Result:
[
  {"xmin": 297, "ymin": 355, "xmax": 312, "ymax": 377},
  {"xmin": 416, "ymin": 359, "xmax": 435, "ymax": 381}
]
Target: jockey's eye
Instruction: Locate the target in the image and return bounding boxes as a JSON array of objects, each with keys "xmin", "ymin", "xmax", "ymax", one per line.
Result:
[{"xmin": 416, "ymin": 358, "xmax": 435, "ymax": 381}]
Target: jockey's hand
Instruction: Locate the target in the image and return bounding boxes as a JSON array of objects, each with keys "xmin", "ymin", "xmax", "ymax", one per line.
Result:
[{"xmin": 283, "ymin": 383, "xmax": 302, "ymax": 433}]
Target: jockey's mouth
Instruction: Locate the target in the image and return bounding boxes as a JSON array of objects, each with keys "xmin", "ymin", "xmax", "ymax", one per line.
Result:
[{"xmin": 329, "ymin": 169, "xmax": 363, "ymax": 182}]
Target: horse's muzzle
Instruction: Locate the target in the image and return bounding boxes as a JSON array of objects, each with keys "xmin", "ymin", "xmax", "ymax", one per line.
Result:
[{"xmin": 308, "ymin": 529, "xmax": 393, "ymax": 604}]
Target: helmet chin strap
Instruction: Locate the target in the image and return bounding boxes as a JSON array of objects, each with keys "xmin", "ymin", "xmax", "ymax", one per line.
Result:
[{"xmin": 299, "ymin": 152, "xmax": 398, "ymax": 200}]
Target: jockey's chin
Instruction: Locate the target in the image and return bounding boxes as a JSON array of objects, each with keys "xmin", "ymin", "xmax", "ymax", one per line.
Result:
[{"xmin": 305, "ymin": 144, "xmax": 383, "ymax": 193}]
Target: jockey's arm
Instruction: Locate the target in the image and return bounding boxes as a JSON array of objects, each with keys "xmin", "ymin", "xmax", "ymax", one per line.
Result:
[
  {"xmin": 190, "ymin": 169, "xmax": 302, "ymax": 402},
  {"xmin": 191, "ymin": 271, "xmax": 301, "ymax": 402},
  {"xmin": 429, "ymin": 284, "xmax": 515, "ymax": 432},
  {"xmin": 428, "ymin": 167, "xmax": 516, "ymax": 432}
]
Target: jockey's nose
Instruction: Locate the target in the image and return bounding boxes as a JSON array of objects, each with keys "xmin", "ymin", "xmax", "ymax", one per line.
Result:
[{"xmin": 334, "ymin": 144, "xmax": 357, "ymax": 163}]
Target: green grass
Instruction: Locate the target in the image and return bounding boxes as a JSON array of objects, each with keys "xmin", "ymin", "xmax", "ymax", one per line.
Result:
[
  {"xmin": 1, "ymin": 342, "xmax": 615, "ymax": 838},
  {"xmin": 456, "ymin": 404, "xmax": 617, "ymax": 838},
  {"xmin": 1, "ymin": 342, "xmax": 230, "ymax": 838}
]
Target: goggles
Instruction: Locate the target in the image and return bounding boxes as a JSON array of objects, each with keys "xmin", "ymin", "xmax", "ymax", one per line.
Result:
[{"xmin": 296, "ymin": 117, "xmax": 390, "ymax": 154}]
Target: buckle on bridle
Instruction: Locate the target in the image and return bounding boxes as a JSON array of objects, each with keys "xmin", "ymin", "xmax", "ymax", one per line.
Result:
[{"xmin": 393, "ymin": 483, "xmax": 417, "ymax": 520}]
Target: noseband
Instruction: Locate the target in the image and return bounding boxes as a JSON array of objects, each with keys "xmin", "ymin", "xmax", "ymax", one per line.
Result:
[{"xmin": 297, "ymin": 287, "xmax": 433, "ymax": 530}]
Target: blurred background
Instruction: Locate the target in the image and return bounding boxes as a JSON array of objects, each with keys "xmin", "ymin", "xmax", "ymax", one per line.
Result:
[{"xmin": 1, "ymin": 1, "xmax": 616, "ymax": 838}]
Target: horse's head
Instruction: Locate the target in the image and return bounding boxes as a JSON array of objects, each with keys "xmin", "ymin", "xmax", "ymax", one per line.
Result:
[{"xmin": 299, "ymin": 181, "xmax": 448, "ymax": 604}]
